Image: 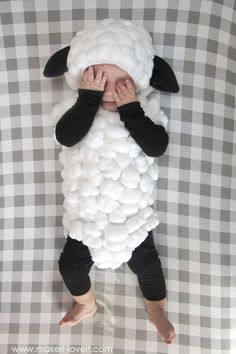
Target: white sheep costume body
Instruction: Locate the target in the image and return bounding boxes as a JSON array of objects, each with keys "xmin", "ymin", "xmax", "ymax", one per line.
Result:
[{"xmin": 43, "ymin": 18, "xmax": 179, "ymax": 270}]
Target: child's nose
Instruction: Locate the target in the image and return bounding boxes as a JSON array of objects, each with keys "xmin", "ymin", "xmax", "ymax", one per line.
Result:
[{"xmin": 103, "ymin": 82, "xmax": 116, "ymax": 101}]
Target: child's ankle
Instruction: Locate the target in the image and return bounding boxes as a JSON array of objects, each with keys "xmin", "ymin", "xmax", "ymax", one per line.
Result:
[
  {"xmin": 144, "ymin": 297, "xmax": 167, "ymax": 312},
  {"xmin": 72, "ymin": 287, "xmax": 96, "ymax": 306}
]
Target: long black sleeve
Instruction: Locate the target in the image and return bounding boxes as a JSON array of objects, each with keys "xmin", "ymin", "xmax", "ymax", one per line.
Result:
[
  {"xmin": 55, "ymin": 89, "xmax": 103, "ymax": 147},
  {"xmin": 117, "ymin": 101, "xmax": 169, "ymax": 157}
]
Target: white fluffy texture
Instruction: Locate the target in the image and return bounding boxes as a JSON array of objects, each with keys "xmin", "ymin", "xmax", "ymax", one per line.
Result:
[
  {"xmin": 52, "ymin": 88, "xmax": 168, "ymax": 269},
  {"xmin": 52, "ymin": 18, "xmax": 169, "ymax": 269},
  {"xmin": 64, "ymin": 18, "xmax": 155, "ymax": 92}
]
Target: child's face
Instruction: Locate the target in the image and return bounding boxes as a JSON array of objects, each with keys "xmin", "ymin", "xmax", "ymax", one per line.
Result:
[{"xmin": 93, "ymin": 64, "xmax": 135, "ymax": 112}]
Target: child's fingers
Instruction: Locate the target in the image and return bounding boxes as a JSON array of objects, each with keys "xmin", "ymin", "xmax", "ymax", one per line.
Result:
[
  {"xmin": 116, "ymin": 82, "xmax": 126, "ymax": 96},
  {"xmin": 94, "ymin": 68, "xmax": 106, "ymax": 87},
  {"xmin": 112, "ymin": 90, "xmax": 120, "ymax": 104},
  {"xmin": 125, "ymin": 79, "xmax": 136, "ymax": 94},
  {"xmin": 100, "ymin": 72, "xmax": 107, "ymax": 89},
  {"xmin": 83, "ymin": 67, "xmax": 90, "ymax": 81},
  {"xmin": 94, "ymin": 68, "xmax": 103, "ymax": 82},
  {"xmin": 82, "ymin": 68, "xmax": 88, "ymax": 81},
  {"xmin": 116, "ymin": 85, "xmax": 125, "ymax": 98},
  {"xmin": 87, "ymin": 66, "xmax": 94, "ymax": 81}
]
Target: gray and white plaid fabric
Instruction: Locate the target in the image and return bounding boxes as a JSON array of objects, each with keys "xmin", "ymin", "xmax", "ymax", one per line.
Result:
[{"xmin": 0, "ymin": 1, "xmax": 235, "ymax": 353}]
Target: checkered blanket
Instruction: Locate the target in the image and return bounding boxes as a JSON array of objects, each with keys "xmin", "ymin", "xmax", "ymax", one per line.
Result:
[{"xmin": 1, "ymin": 1, "xmax": 235, "ymax": 353}]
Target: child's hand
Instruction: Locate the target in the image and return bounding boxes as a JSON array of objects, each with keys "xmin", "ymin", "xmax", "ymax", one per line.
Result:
[
  {"xmin": 79, "ymin": 65, "xmax": 107, "ymax": 91},
  {"xmin": 112, "ymin": 79, "xmax": 139, "ymax": 107}
]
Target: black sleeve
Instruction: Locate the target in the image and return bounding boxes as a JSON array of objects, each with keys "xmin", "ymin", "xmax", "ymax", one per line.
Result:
[
  {"xmin": 55, "ymin": 89, "xmax": 103, "ymax": 147},
  {"xmin": 117, "ymin": 101, "xmax": 169, "ymax": 157}
]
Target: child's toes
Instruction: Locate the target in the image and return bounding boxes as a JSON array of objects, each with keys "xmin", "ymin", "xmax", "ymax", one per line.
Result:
[{"xmin": 165, "ymin": 331, "xmax": 176, "ymax": 344}]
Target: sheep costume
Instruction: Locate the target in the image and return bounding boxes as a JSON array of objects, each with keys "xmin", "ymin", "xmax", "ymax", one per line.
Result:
[{"xmin": 43, "ymin": 18, "xmax": 179, "ymax": 269}]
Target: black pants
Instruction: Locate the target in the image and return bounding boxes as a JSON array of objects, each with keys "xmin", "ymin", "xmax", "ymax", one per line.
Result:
[{"xmin": 58, "ymin": 230, "xmax": 166, "ymax": 301}]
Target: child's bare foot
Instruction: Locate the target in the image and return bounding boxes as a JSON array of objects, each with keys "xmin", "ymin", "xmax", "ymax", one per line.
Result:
[
  {"xmin": 59, "ymin": 301, "xmax": 97, "ymax": 327},
  {"xmin": 59, "ymin": 287, "xmax": 97, "ymax": 327},
  {"xmin": 144, "ymin": 297, "xmax": 176, "ymax": 344}
]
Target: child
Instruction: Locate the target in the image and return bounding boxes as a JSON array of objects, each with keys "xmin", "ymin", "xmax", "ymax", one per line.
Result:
[{"xmin": 43, "ymin": 18, "xmax": 179, "ymax": 345}]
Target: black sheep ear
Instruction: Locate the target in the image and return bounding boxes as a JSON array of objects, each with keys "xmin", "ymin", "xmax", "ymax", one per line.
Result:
[
  {"xmin": 150, "ymin": 55, "xmax": 179, "ymax": 93},
  {"xmin": 43, "ymin": 46, "xmax": 70, "ymax": 77}
]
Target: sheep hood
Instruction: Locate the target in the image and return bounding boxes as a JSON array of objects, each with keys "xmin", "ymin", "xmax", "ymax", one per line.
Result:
[{"xmin": 65, "ymin": 18, "xmax": 155, "ymax": 92}]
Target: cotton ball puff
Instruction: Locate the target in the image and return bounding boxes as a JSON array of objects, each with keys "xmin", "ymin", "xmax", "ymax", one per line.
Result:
[
  {"xmin": 139, "ymin": 174, "xmax": 154, "ymax": 193},
  {"xmin": 115, "ymin": 153, "xmax": 133, "ymax": 169},
  {"xmin": 135, "ymin": 155, "xmax": 149, "ymax": 173},
  {"xmin": 100, "ymin": 179, "xmax": 124, "ymax": 200},
  {"xmin": 66, "ymin": 165, "xmax": 82, "ymax": 178},
  {"xmin": 83, "ymin": 222, "xmax": 102, "ymax": 238},
  {"xmin": 84, "ymin": 235, "xmax": 103, "ymax": 249},
  {"xmin": 97, "ymin": 195, "xmax": 120, "ymax": 214},
  {"xmin": 117, "ymin": 32, "xmax": 133, "ymax": 46},
  {"xmin": 63, "ymin": 202, "xmax": 81, "ymax": 221},
  {"xmin": 90, "ymin": 247, "xmax": 112, "ymax": 263},
  {"xmin": 110, "ymin": 247, "xmax": 133, "ymax": 263},
  {"xmin": 129, "ymin": 142, "xmax": 141, "ymax": 158},
  {"xmin": 104, "ymin": 224, "xmax": 129, "ymax": 243},
  {"xmin": 102, "ymin": 165, "xmax": 122, "ymax": 180},
  {"xmin": 103, "ymin": 238, "xmax": 128, "ymax": 252},
  {"xmin": 114, "ymin": 138, "xmax": 132, "ymax": 154},
  {"xmin": 104, "ymin": 123, "xmax": 129, "ymax": 139},
  {"xmin": 64, "ymin": 191, "xmax": 80, "ymax": 206},
  {"xmin": 97, "ymin": 32, "xmax": 117, "ymax": 44},
  {"xmin": 95, "ymin": 260, "xmax": 123, "ymax": 269},
  {"xmin": 76, "ymin": 196, "xmax": 98, "ymax": 217},
  {"xmin": 86, "ymin": 130, "xmax": 104, "ymax": 149},
  {"xmin": 109, "ymin": 208, "xmax": 126, "ymax": 224},
  {"xmin": 69, "ymin": 219, "xmax": 83, "ymax": 239},
  {"xmin": 142, "ymin": 211, "xmax": 160, "ymax": 231},
  {"xmin": 121, "ymin": 167, "xmax": 140, "ymax": 188},
  {"xmin": 120, "ymin": 203, "xmax": 140, "ymax": 216},
  {"xmin": 119, "ymin": 187, "xmax": 142, "ymax": 204},
  {"xmin": 127, "ymin": 228, "xmax": 148, "ymax": 248},
  {"xmin": 94, "ymin": 211, "xmax": 108, "ymax": 230},
  {"xmin": 147, "ymin": 164, "xmax": 159, "ymax": 180},
  {"xmin": 125, "ymin": 213, "xmax": 147, "ymax": 233},
  {"xmin": 77, "ymin": 181, "xmax": 99, "ymax": 197}
]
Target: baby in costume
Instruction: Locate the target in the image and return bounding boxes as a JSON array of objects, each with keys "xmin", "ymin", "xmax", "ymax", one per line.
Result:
[{"xmin": 43, "ymin": 18, "xmax": 179, "ymax": 344}]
